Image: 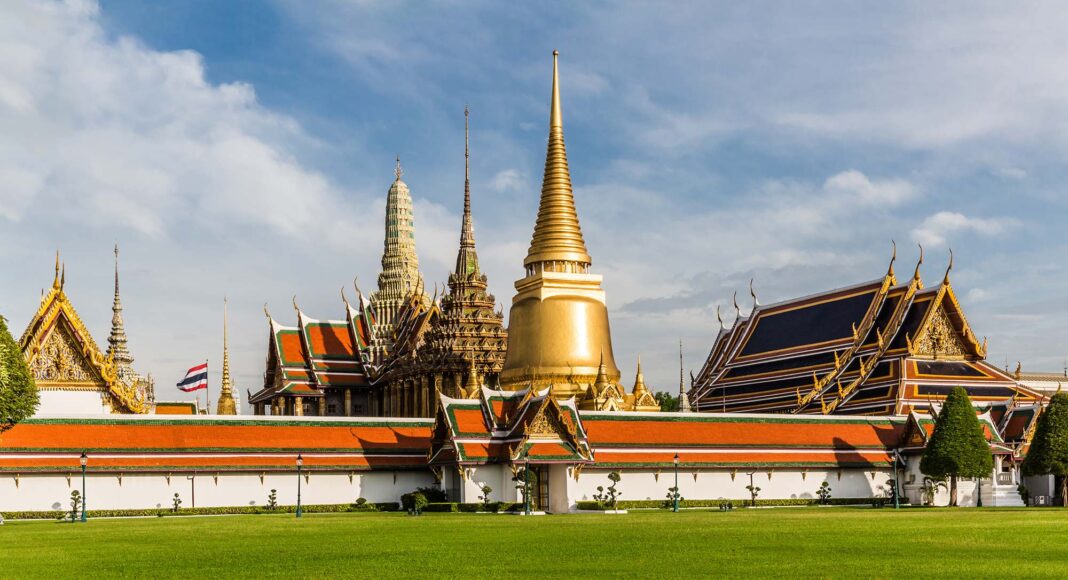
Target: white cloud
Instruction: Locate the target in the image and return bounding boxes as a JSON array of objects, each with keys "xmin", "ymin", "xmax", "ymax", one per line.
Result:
[
  {"xmin": 911, "ymin": 211, "xmax": 1016, "ymax": 248},
  {"xmin": 489, "ymin": 169, "xmax": 524, "ymax": 193},
  {"xmin": 822, "ymin": 170, "xmax": 917, "ymax": 206},
  {"xmin": 0, "ymin": 0, "xmax": 361, "ymax": 243}
]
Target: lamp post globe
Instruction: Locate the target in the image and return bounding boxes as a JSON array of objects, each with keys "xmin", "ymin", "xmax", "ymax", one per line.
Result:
[
  {"xmin": 673, "ymin": 453, "xmax": 680, "ymax": 513},
  {"xmin": 79, "ymin": 451, "xmax": 88, "ymax": 523},
  {"xmin": 296, "ymin": 453, "xmax": 304, "ymax": 518}
]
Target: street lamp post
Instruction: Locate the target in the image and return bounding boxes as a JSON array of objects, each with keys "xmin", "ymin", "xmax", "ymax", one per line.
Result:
[
  {"xmin": 79, "ymin": 451, "xmax": 87, "ymax": 523},
  {"xmin": 296, "ymin": 453, "xmax": 304, "ymax": 518},
  {"xmin": 977, "ymin": 477, "xmax": 983, "ymax": 508},
  {"xmin": 523, "ymin": 460, "xmax": 530, "ymax": 515},
  {"xmin": 673, "ymin": 453, "xmax": 680, "ymax": 513},
  {"xmin": 893, "ymin": 449, "xmax": 901, "ymax": 510}
]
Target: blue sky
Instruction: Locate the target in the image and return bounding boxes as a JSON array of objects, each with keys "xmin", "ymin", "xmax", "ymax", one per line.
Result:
[{"xmin": 3, "ymin": 1, "xmax": 1068, "ymax": 409}]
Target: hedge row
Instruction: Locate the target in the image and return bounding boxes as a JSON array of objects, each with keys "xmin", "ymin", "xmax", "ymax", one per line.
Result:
[
  {"xmin": 422, "ymin": 502, "xmax": 525, "ymax": 513},
  {"xmin": 1, "ymin": 502, "xmax": 399, "ymax": 520},
  {"xmin": 574, "ymin": 497, "xmax": 905, "ymax": 510}
]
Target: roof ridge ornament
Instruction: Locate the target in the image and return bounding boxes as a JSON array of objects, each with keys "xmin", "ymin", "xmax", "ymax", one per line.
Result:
[
  {"xmin": 943, "ymin": 248, "xmax": 954, "ymax": 285},
  {"xmin": 394, "ymin": 155, "xmax": 403, "ymax": 181},
  {"xmin": 913, "ymin": 243, "xmax": 924, "ymax": 285},
  {"xmin": 888, "ymin": 239, "xmax": 897, "ymax": 279},
  {"xmin": 749, "ymin": 278, "xmax": 759, "ymax": 308},
  {"xmin": 715, "ymin": 304, "xmax": 724, "ymax": 331},
  {"xmin": 732, "ymin": 291, "xmax": 741, "ymax": 322}
]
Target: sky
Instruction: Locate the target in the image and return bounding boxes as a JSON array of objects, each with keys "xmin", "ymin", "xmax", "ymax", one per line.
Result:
[{"xmin": 3, "ymin": 0, "xmax": 1068, "ymax": 411}]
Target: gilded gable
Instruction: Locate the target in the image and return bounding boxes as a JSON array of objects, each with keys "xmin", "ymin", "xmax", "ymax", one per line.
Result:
[
  {"xmin": 913, "ymin": 307, "xmax": 967, "ymax": 359},
  {"xmin": 29, "ymin": 320, "xmax": 104, "ymax": 387}
]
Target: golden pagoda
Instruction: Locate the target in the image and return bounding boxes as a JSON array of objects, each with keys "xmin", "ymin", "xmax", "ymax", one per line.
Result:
[
  {"xmin": 499, "ymin": 50, "xmax": 622, "ymax": 403},
  {"xmin": 216, "ymin": 298, "xmax": 237, "ymax": 415}
]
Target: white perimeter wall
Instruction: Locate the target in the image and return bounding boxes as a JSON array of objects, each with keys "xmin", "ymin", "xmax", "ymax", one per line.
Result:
[
  {"xmin": 0, "ymin": 471, "xmax": 436, "ymax": 512},
  {"xmin": 36, "ymin": 390, "xmax": 110, "ymax": 415}
]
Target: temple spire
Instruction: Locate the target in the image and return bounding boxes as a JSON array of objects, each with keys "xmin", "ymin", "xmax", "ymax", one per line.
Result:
[
  {"xmin": 679, "ymin": 339, "xmax": 692, "ymax": 412},
  {"xmin": 455, "ymin": 106, "xmax": 479, "ymax": 276},
  {"xmin": 524, "ymin": 50, "xmax": 592, "ymax": 269},
  {"xmin": 216, "ymin": 297, "xmax": 237, "ymax": 415},
  {"xmin": 107, "ymin": 244, "xmax": 133, "ymax": 373}
]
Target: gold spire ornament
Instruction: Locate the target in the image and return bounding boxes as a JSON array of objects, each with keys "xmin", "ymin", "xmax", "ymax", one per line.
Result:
[
  {"xmin": 524, "ymin": 50, "xmax": 592, "ymax": 270},
  {"xmin": 500, "ymin": 50, "xmax": 621, "ymax": 401},
  {"xmin": 217, "ymin": 297, "xmax": 237, "ymax": 415}
]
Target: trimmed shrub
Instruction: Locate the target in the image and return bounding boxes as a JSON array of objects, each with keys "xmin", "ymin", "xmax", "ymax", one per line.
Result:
[
  {"xmin": 574, "ymin": 497, "xmax": 898, "ymax": 510},
  {"xmin": 0, "ymin": 314, "xmax": 39, "ymax": 434},
  {"xmin": 0, "ymin": 502, "xmax": 399, "ymax": 520}
]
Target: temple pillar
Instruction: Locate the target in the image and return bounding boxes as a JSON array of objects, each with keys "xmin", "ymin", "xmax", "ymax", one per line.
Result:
[
  {"xmin": 295, "ymin": 396, "xmax": 303, "ymax": 416},
  {"xmin": 421, "ymin": 376, "xmax": 429, "ymax": 417},
  {"xmin": 318, "ymin": 397, "xmax": 326, "ymax": 416},
  {"xmin": 344, "ymin": 389, "xmax": 352, "ymax": 417}
]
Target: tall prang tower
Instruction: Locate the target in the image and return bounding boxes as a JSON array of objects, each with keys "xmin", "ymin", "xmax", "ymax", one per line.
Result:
[
  {"xmin": 369, "ymin": 158, "xmax": 430, "ymax": 364},
  {"xmin": 499, "ymin": 50, "xmax": 622, "ymax": 401}
]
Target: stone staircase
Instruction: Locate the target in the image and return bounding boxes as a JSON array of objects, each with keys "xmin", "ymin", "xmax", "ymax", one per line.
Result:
[{"xmin": 981, "ymin": 479, "xmax": 1025, "ymax": 507}]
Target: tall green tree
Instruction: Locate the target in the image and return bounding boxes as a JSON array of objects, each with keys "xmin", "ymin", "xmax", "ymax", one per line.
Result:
[
  {"xmin": 0, "ymin": 314, "xmax": 39, "ymax": 433},
  {"xmin": 655, "ymin": 392, "xmax": 679, "ymax": 412},
  {"xmin": 919, "ymin": 386, "xmax": 993, "ymax": 506},
  {"xmin": 1022, "ymin": 393, "xmax": 1068, "ymax": 506}
]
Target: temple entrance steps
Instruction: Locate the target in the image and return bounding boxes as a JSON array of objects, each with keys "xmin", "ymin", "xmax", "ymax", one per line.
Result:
[{"xmin": 981, "ymin": 482, "xmax": 1025, "ymax": 507}]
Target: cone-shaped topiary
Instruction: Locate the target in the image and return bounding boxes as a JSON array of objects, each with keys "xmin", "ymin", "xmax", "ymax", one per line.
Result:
[
  {"xmin": 919, "ymin": 386, "xmax": 993, "ymax": 506},
  {"xmin": 1022, "ymin": 392, "xmax": 1068, "ymax": 506},
  {"xmin": 0, "ymin": 314, "xmax": 39, "ymax": 433}
]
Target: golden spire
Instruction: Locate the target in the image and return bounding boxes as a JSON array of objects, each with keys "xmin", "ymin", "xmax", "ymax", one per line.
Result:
[
  {"xmin": 633, "ymin": 355, "xmax": 648, "ymax": 395},
  {"xmin": 594, "ymin": 348, "xmax": 611, "ymax": 391},
  {"xmin": 53, "ymin": 250, "xmax": 61, "ymax": 290},
  {"xmin": 942, "ymin": 248, "xmax": 954, "ymax": 285},
  {"xmin": 524, "ymin": 50, "xmax": 592, "ymax": 269},
  {"xmin": 455, "ymin": 105, "xmax": 479, "ymax": 276},
  {"xmin": 217, "ymin": 297, "xmax": 237, "ymax": 415}
]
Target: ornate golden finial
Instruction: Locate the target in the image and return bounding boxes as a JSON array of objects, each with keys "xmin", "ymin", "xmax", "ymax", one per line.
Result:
[
  {"xmin": 60, "ymin": 262, "xmax": 65, "ymax": 290},
  {"xmin": 341, "ymin": 286, "xmax": 349, "ymax": 306},
  {"xmin": 942, "ymin": 248, "xmax": 954, "ymax": 285},
  {"xmin": 1014, "ymin": 361, "xmax": 1022, "ymax": 380},
  {"xmin": 732, "ymin": 291, "xmax": 741, "ymax": 320},
  {"xmin": 594, "ymin": 347, "xmax": 611, "ymax": 391},
  {"xmin": 51, "ymin": 249, "xmax": 62, "ymax": 289},
  {"xmin": 913, "ymin": 243, "xmax": 924, "ymax": 282},
  {"xmin": 292, "ymin": 295, "xmax": 300, "ymax": 313},
  {"xmin": 263, "ymin": 303, "xmax": 271, "ymax": 320},
  {"xmin": 715, "ymin": 304, "xmax": 724, "ymax": 330},
  {"xmin": 523, "ymin": 49, "xmax": 592, "ymax": 268},
  {"xmin": 888, "ymin": 239, "xmax": 897, "ymax": 279},
  {"xmin": 217, "ymin": 296, "xmax": 237, "ymax": 415},
  {"xmin": 749, "ymin": 278, "xmax": 759, "ymax": 307},
  {"xmin": 394, "ymin": 155, "xmax": 403, "ymax": 181},
  {"xmin": 353, "ymin": 276, "xmax": 363, "ymax": 298},
  {"xmin": 633, "ymin": 355, "xmax": 648, "ymax": 395}
]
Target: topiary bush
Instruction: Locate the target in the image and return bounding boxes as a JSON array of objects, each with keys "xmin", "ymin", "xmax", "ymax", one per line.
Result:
[{"xmin": 0, "ymin": 314, "xmax": 39, "ymax": 434}]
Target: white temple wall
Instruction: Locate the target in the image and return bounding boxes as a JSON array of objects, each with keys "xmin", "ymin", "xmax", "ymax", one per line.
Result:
[
  {"xmin": 36, "ymin": 390, "xmax": 110, "ymax": 415},
  {"xmin": 571, "ymin": 468, "xmax": 895, "ymax": 508},
  {"xmin": 0, "ymin": 470, "xmax": 435, "ymax": 512}
]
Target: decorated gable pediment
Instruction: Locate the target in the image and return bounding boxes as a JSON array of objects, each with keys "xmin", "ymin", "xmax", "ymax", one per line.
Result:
[
  {"xmin": 911, "ymin": 306, "xmax": 968, "ymax": 359},
  {"xmin": 28, "ymin": 318, "xmax": 105, "ymax": 386}
]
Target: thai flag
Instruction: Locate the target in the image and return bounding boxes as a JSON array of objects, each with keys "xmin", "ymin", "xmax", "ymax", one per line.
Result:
[{"xmin": 177, "ymin": 363, "xmax": 208, "ymax": 392}]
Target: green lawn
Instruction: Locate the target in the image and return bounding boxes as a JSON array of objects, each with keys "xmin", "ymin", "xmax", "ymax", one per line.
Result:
[{"xmin": 3, "ymin": 508, "xmax": 1066, "ymax": 578}]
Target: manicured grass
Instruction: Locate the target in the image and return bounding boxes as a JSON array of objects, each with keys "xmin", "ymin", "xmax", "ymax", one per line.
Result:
[{"xmin": 3, "ymin": 507, "xmax": 1067, "ymax": 577}]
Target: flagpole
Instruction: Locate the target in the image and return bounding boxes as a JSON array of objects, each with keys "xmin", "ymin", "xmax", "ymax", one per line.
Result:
[{"xmin": 205, "ymin": 358, "xmax": 211, "ymax": 415}]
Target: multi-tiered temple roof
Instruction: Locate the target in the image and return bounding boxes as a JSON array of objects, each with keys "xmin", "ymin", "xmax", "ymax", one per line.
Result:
[
  {"xmin": 692, "ymin": 249, "xmax": 1043, "ymax": 415},
  {"xmin": 251, "ymin": 291, "xmax": 377, "ymax": 415}
]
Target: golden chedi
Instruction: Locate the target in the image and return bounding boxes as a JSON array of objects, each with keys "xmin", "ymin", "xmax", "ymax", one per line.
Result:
[{"xmin": 500, "ymin": 50, "xmax": 621, "ymax": 402}]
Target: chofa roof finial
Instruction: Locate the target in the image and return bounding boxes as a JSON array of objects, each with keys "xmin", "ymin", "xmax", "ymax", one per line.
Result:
[
  {"xmin": 943, "ymin": 248, "xmax": 954, "ymax": 285},
  {"xmin": 749, "ymin": 278, "xmax": 759, "ymax": 307},
  {"xmin": 887, "ymin": 239, "xmax": 897, "ymax": 278},
  {"xmin": 913, "ymin": 243, "xmax": 924, "ymax": 282}
]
